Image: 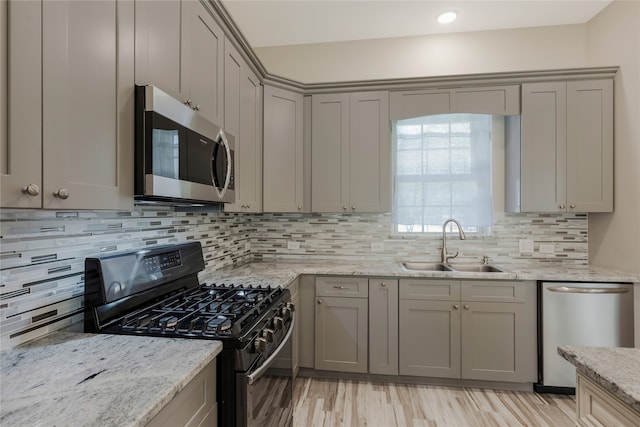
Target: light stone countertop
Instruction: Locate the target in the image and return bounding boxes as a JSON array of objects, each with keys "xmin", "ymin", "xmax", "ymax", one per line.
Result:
[
  {"xmin": 202, "ymin": 259, "xmax": 640, "ymax": 288},
  {"xmin": 558, "ymin": 345, "xmax": 640, "ymax": 412},
  {"xmin": 0, "ymin": 332, "xmax": 222, "ymax": 427}
]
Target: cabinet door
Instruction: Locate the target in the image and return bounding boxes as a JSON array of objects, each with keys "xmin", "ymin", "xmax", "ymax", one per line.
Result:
[
  {"xmin": 42, "ymin": 0, "xmax": 134, "ymax": 210},
  {"xmin": 263, "ymin": 85, "xmax": 304, "ymax": 212},
  {"xmin": 399, "ymin": 300, "xmax": 461, "ymax": 378},
  {"xmin": 520, "ymin": 82, "xmax": 567, "ymax": 212},
  {"xmin": 461, "ymin": 301, "xmax": 536, "ymax": 382},
  {"xmin": 224, "ymin": 41, "xmax": 262, "ymax": 213},
  {"xmin": 566, "ymin": 79, "xmax": 613, "ymax": 212},
  {"xmin": 1, "ymin": 0, "xmax": 42, "ymax": 208},
  {"xmin": 315, "ymin": 296, "xmax": 368, "ymax": 373},
  {"xmin": 311, "ymin": 93, "xmax": 349, "ymax": 212},
  {"xmin": 134, "ymin": 0, "xmax": 184, "ymax": 99},
  {"xmin": 183, "ymin": 0, "xmax": 224, "ymax": 126},
  {"xmin": 349, "ymin": 91, "xmax": 390, "ymax": 212},
  {"xmin": 369, "ymin": 279, "xmax": 398, "ymax": 375}
]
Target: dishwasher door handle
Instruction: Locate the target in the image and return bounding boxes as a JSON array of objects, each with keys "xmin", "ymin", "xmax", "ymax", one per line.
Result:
[{"xmin": 547, "ymin": 285, "xmax": 630, "ymax": 294}]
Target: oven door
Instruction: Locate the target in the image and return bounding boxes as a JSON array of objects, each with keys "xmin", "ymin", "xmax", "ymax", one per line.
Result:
[{"xmin": 236, "ymin": 316, "xmax": 295, "ymax": 427}]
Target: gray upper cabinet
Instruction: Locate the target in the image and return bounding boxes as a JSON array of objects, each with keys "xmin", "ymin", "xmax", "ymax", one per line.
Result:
[
  {"xmin": 263, "ymin": 85, "xmax": 305, "ymax": 212},
  {"xmin": 508, "ymin": 79, "xmax": 613, "ymax": 213},
  {"xmin": 390, "ymin": 85, "xmax": 520, "ymax": 120},
  {"xmin": 224, "ymin": 39, "xmax": 263, "ymax": 213},
  {"xmin": 1, "ymin": 0, "xmax": 42, "ymax": 208},
  {"xmin": 369, "ymin": 279, "xmax": 399, "ymax": 376},
  {"xmin": 311, "ymin": 91, "xmax": 390, "ymax": 213},
  {"xmin": 135, "ymin": 0, "xmax": 224, "ymax": 126},
  {"xmin": 2, "ymin": 0, "xmax": 134, "ymax": 210}
]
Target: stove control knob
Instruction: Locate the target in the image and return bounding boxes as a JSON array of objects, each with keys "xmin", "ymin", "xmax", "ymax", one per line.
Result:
[
  {"xmin": 280, "ymin": 306, "xmax": 291, "ymax": 320},
  {"xmin": 262, "ymin": 328, "xmax": 275, "ymax": 342},
  {"xmin": 254, "ymin": 337, "xmax": 268, "ymax": 353},
  {"xmin": 272, "ymin": 316, "xmax": 284, "ymax": 330},
  {"xmin": 286, "ymin": 302, "xmax": 295, "ymax": 312}
]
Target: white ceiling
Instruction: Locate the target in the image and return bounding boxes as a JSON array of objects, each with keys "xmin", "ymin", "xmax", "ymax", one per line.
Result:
[{"xmin": 221, "ymin": 0, "xmax": 612, "ymax": 48}]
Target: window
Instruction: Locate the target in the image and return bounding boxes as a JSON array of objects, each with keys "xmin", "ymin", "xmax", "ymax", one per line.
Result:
[{"xmin": 392, "ymin": 114, "xmax": 493, "ymax": 235}]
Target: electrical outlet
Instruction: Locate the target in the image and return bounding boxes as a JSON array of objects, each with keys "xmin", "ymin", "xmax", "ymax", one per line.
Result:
[
  {"xmin": 519, "ymin": 239, "xmax": 534, "ymax": 254},
  {"xmin": 371, "ymin": 242, "xmax": 384, "ymax": 252},
  {"xmin": 539, "ymin": 244, "xmax": 555, "ymax": 254},
  {"xmin": 287, "ymin": 241, "xmax": 300, "ymax": 250}
]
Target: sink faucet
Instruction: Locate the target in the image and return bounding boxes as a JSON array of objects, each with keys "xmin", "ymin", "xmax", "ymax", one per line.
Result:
[{"xmin": 441, "ymin": 219, "xmax": 466, "ymax": 263}]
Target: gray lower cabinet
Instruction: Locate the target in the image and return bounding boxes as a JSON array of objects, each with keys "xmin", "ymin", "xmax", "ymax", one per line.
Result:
[
  {"xmin": 369, "ymin": 279, "xmax": 399, "ymax": 375},
  {"xmin": 399, "ymin": 279, "xmax": 537, "ymax": 383},
  {"xmin": 298, "ymin": 275, "xmax": 316, "ymax": 369},
  {"xmin": 315, "ymin": 277, "xmax": 368, "ymax": 373},
  {"xmin": 146, "ymin": 359, "xmax": 217, "ymax": 427}
]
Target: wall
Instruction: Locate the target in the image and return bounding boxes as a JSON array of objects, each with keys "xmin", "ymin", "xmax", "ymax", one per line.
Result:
[
  {"xmin": 255, "ymin": 24, "xmax": 587, "ymax": 83},
  {"xmin": 586, "ymin": 0, "xmax": 640, "ymax": 274},
  {"xmin": 250, "ymin": 212, "xmax": 587, "ymax": 266},
  {"xmin": 0, "ymin": 207, "xmax": 252, "ymax": 349}
]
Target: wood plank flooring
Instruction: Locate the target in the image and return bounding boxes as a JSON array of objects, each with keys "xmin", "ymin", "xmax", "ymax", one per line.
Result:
[{"xmin": 293, "ymin": 377, "xmax": 578, "ymax": 426}]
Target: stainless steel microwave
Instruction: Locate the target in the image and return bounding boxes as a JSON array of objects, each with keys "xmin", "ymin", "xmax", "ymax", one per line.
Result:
[{"xmin": 134, "ymin": 85, "xmax": 235, "ymax": 205}]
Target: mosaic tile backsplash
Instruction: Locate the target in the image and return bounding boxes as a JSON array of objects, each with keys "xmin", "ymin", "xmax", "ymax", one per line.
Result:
[{"xmin": 0, "ymin": 208, "xmax": 587, "ymax": 349}]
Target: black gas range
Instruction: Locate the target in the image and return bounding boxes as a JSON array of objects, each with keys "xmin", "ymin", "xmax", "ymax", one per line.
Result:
[{"xmin": 84, "ymin": 242, "xmax": 294, "ymax": 427}]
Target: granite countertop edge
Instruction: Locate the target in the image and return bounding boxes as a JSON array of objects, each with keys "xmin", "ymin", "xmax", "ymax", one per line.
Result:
[{"xmin": 558, "ymin": 345, "xmax": 640, "ymax": 413}]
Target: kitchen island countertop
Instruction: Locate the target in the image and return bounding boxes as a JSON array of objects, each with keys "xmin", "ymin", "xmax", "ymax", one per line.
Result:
[
  {"xmin": 559, "ymin": 345, "xmax": 640, "ymax": 412},
  {"xmin": 0, "ymin": 332, "xmax": 222, "ymax": 427}
]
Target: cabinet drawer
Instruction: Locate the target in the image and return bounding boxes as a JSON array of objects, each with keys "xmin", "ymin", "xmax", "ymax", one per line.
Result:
[
  {"xmin": 399, "ymin": 279, "xmax": 460, "ymax": 301},
  {"xmin": 316, "ymin": 277, "xmax": 368, "ymax": 298},
  {"xmin": 461, "ymin": 280, "xmax": 534, "ymax": 303}
]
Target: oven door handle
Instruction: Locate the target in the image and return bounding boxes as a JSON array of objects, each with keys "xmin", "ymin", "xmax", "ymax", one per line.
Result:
[{"xmin": 247, "ymin": 315, "xmax": 295, "ymax": 385}]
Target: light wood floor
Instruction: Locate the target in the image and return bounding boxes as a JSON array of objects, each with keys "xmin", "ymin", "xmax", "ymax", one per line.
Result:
[{"xmin": 293, "ymin": 377, "xmax": 578, "ymax": 427}]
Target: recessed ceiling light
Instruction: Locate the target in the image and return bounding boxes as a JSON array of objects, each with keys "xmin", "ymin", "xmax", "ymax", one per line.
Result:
[{"xmin": 437, "ymin": 11, "xmax": 457, "ymax": 24}]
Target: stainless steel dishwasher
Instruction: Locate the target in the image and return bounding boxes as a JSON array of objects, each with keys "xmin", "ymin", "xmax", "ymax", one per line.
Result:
[{"xmin": 535, "ymin": 281, "xmax": 634, "ymax": 394}]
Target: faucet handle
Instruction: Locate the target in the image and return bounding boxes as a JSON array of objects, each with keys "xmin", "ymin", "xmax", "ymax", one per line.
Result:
[{"xmin": 481, "ymin": 255, "xmax": 490, "ymax": 265}]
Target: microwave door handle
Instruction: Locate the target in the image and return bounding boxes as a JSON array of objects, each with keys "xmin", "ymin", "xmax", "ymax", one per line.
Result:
[
  {"xmin": 222, "ymin": 136, "xmax": 232, "ymax": 193},
  {"xmin": 247, "ymin": 315, "xmax": 295, "ymax": 385}
]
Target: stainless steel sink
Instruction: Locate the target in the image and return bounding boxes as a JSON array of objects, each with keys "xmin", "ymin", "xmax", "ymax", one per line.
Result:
[
  {"xmin": 400, "ymin": 262, "xmax": 454, "ymax": 272},
  {"xmin": 446, "ymin": 264, "xmax": 509, "ymax": 273},
  {"xmin": 400, "ymin": 261, "xmax": 509, "ymax": 273}
]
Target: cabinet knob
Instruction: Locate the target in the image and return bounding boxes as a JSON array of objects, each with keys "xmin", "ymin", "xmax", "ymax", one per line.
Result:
[
  {"xmin": 463, "ymin": 305, "xmax": 470, "ymax": 310},
  {"xmin": 570, "ymin": 204, "xmax": 576, "ymax": 209},
  {"xmin": 380, "ymin": 282, "xmax": 386, "ymax": 287},
  {"xmin": 22, "ymin": 184, "xmax": 40, "ymax": 196},
  {"xmin": 194, "ymin": 105, "xmax": 200, "ymax": 111},
  {"xmin": 343, "ymin": 206, "xmax": 347, "ymax": 210},
  {"xmin": 453, "ymin": 304, "xmax": 459, "ymax": 310},
  {"xmin": 184, "ymin": 98, "xmax": 193, "ymax": 106},
  {"xmin": 317, "ymin": 299, "xmax": 322, "ymax": 305},
  {"xmin": 53, "ymin": 188, "xmax": 70, "ymax": 200},
  {"xmin": 559, "ymin": 205, "xmax": 565, "ymax": 209},
  {"xmin": 297, "ymin": 206, "xmax": 302, "ymax": 210}
]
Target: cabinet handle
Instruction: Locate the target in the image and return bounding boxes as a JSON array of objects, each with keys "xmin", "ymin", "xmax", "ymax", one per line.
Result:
[
  {"xmin": 22, "ymin": 184, "xmax": 40, "ymax": 196},
  {"xmin": 463, "ymin": 305, "xmax": 470, "ymax": 310},
  {"xmin": 317, "ymin": 299, "xmax": 322, "ymax": 304},
  {"xmin": 184, "ymin": 98, "xmax": 193, "ymax": 106},
  {"xmin": 333, "ymin": 285, "xmax": 348, "ymax": 289},
  {"xmin": 53, "ymin": 188, "xmax": 70, "ymax": 199},
  {"xmin": 559, "ymin": 205, "xmax": 565, "ymax": 209},
  {"xmin": 380, "ymin": 282, "xmax": 386, "ymax": 287},
  {"xmin": 570, "ymin": 204, "xmax": 576, "ymax": 209},
  {"xmin": 453, "ymin": 304, "xmax": 459, "ymax": 310}
]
